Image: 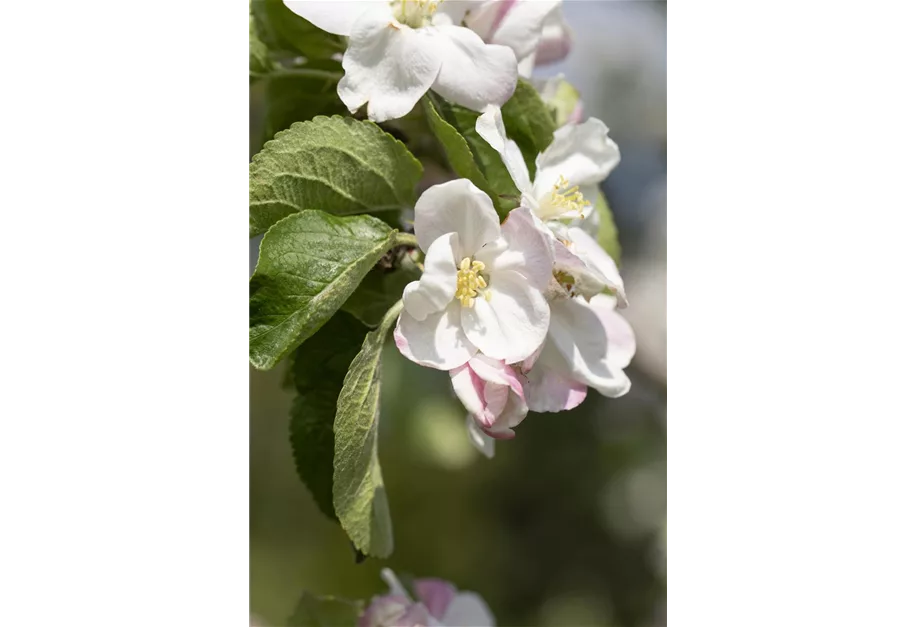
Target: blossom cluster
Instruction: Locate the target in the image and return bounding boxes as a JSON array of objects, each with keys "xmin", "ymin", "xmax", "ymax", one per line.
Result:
[{"xmin": 285, "ymin": 0, "xmax": 636, "ymax": 455}]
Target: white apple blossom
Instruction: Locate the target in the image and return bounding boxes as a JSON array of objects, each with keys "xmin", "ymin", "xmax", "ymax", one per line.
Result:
[
  {"xmin": 283, "ymin": 0, "xmax": 519, "ymax": 122},
  {"xmin": 524, "ymin": 293, "xmax": 635, "ymax": 412},
  {"xmin": 451, "ymin": 353, "xmax": 527, "ymax": 440},
  {"xmin": 359, "ymin": 568, "xmax": 495, "ymax": 627},
  {"xmin": 450, "ymin": 0, "xmax": 572, "ymax": 77},
  {"xmin": 476, "ymin": 105, "xmax": 626, "ymax": 301},
  {"xmin": 394, "ymin": 179, "xmax": 553, "ymax": 370}
]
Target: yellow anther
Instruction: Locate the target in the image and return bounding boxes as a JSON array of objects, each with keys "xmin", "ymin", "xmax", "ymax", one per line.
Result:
[
  {"xmin": 455, "ymin": 256, "xmax": 488, "ymax": 308},
  {"xmin": 541, "ymin": 174, "xmax": 590, "ymax": 220},
  {"xmin": 392, "ymin": 0, "xmax": 440, "ymax": 27}
]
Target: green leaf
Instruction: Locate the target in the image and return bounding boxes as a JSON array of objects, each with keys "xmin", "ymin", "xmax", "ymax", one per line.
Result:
[
  {"xmin": 342, "ymin": 265, "xmax": 421, "ymax": 327},
  {"xmin": 250, "ymin": 2, "xmax": 274, "ymax": 80},
  {"xmin": 333, "ymin": 300, "xmax": 403, "ymax": 558},
  {"xmin": 287, "ymin": 591, "xmax": 363, "ymax": 627},
  {"xmin": 421, "ymin": 96, "xmax": 495, "ymax": 205},
  {"xmin": 289, "ymin": 312, "xmax": 368, "ymax": 520},
  {"xmin": 500, "ymin": 78, "xmax": 557, "ymax": 178},
  {"xmin": 252, "ymin": 0, "xmax": 345, "ymax": 60},
  {"xmin": 250, "ymin": 115, "xmax": 423, "ymax": 237},
  {"xmin": 425, "ymin": 94, "xmax": 519, "ymax": 218},
  {"xmin": 249, "ymin": 211, "xmax": 397, "ymax": 370},
  {"xmin": 263, "ymin": 70, "xmax": 346, "ymax": 141},
  {"xmin": 594, "ymin": 189, "xmax": 622, "ymax": 264}
]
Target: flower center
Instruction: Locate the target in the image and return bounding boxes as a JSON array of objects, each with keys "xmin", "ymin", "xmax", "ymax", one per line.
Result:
[
  {"xmin": 391, "ymin": 0, "xmax": 440, "ymax": 28},
  {"xmin": 540, "ymin": 175, "xmax": 589, "ymax": 221},
  {"xmin": 455, "ymin": 257, "xmax": 490, "ymax": 308}
]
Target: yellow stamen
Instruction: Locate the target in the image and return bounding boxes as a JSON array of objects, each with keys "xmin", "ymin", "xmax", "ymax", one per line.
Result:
[
  {"xmin": 455, "ymin": 256, "xmax": 488, "ymax": 307},
  {"xmin": 543, "ymin": 174, "xmax": 590, "ymax": 220}
]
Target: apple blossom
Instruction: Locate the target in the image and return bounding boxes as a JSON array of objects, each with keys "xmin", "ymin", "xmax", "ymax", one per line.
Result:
[
  {"xmin": 394, "ymin": 179, "xmax": 553, "ymax": 370},
  {"xmin": 359, "ymin": 568, "xmax": 495, "ymax": 627},
  {"xmin": 524, "ymin": 293, "xmax": 635, "ymax": 412},
  {"xmin": 451, "ymin": 353, "xmax": 527, "ymax": 440},
  {"xmin": 476, "ymin": 105, "xmax": 626, "ymax": 301},
  {"xmin": 282, "ymin": 0, "xmax": 519, "ymax": 122}
]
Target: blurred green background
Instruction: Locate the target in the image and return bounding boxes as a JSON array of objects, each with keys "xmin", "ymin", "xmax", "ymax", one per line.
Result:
[{"xmin": 251, "ymin": 3, "xmax": 666, "ymax": 626}]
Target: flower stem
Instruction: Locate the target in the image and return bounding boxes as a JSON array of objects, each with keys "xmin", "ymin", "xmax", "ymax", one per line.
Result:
[{"xmin": 393, "ymin": 232, "xmax": 418, "ymax": 248}]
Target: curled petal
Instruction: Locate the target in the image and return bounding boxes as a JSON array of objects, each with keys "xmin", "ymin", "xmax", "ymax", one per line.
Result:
[
  {"xmin": 403, "ymin": 232, "xmax": 459, "ymax": 321},
  {"xmin": 533, "ymin": 118, "xmax": 621, "ymax": 199},
  {"xmin": 414, "ymin": 179, "xmax": 501, "ymax": 258},
  {"xmin": 475, "ymin": 105, "xmax": 533, "ymax": 195},
  {"xmin": 490, "ymin": 0, "xmax": 562, "ymax": 61},
  {"xmin": 282, "ymin": 0, "xmax": 385, "ymax": 36},
  {"xmin": 338, "ymin": 8, "xmax": 442, "ymax": 122},
  {"xmin": 566, "ymin": 227, "xmax": 627, "ymax": 305},
  {"xmin": 588, "ymin": 294, "xmax": 636, "ymax": 369},
  {"xmin": 548, "ymin": 297, "xmax": 631, "ymax": 398},
  {"xmin": 534, "ymin": 4, "xmax": 573, "ymax": 65},
  {"xmin": 468, "ymin": 354, "xmax": 524, "ymax": 398},
  {"xmin": 466, "ymin": 415, "xmax": 496, "ymax": 458},
  {"xmin": 429, "ymin": 24, "xmax": 518, "ymax": 111},
  {"xmin": 449, "ymin": 362, "xmax": 487, "ymax": 422},
  {"xmin": 522, "ymin": 358, "xmax": 587, "ymax": 413},
  {"xmin": 394, "ymin": 302, "xmax": 476, "ymax": 370},
  {"xmin": 460, "ymin": 270, "xmax": 550, "ymax": 364}
]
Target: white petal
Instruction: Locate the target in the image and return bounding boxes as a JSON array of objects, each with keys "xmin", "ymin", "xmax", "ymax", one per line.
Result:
[
  {"xmin": 394, "ymin": 302, "xmax": 476, "ymax": 370},
  {"xmin": 588, "ymin": 294, "xmax": 636, "ymax": 369},
  {"xmin": 475, "ymin": 105, "xmax": 533, "ymax": 194},
  {"xmin": 380, "ymin": 568, "xmax": 411, "ymax": 598},
  {"xmin": 414, "ymin": 179, "xmax": 501, "ymax": 257},
  {"xmin": 402, "ymin": 232, "xmax": 459, "ymax": 321},
  {"xmin": 476, "ymin": 207, "xmax": 553, "ymax": 290},
  {"xmin": 466, "ymin": 415, "xmax": 496, "ymax": 459},
  {"xmin": 282, "ymin": 0, "xmax": 385, "ymax": 36},
  {"xmin": 566, "ymin": 227, "xmax": 627, "ymax": 305},
  {"xmin": 533, "ymin": 4, "xmax": 573, "ymax": 65},
  {"xmin": 533, "ymin": 118, "xmax": 621, "ymax": 199},
  {"xmin": 468, "ymin": 354, "xmax": 524, "ymax": 397},
  {"xmin": 450, "ymin": 362, "xmax": 486, "ymax": 418},
  {"xmin": 490, "ymin": 0, "xmax": 561, "ymax": 60},
  {"xmin": 522, "ymin": 358, "xmax": 587, "ymax": 413},
  {"xmin": 461, "ymin": 270, "xmax": 550, "ymax": 364},
  {"xmin": 441, "ymin": 592, "xmax": 496, "ymax": 627},
  {"xmin": 338, "ymin": 8, "xmax": 442, "ymax": 122},
  {"xmin": 429, "ymin": 24, "xmax": 518, "ymax": 111},
  {"xmin": 547, "ymin": 297, "xmax": 631, "ymax": 398}
]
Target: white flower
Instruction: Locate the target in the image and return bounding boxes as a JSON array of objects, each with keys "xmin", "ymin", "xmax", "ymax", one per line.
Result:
[
  {"xmin": 283, "ymin": 0, "xmax": 519, "ymax": 122},
  {"xmin": 524, "ymin": 293, "xmax": 635, "ymax": 411},
  {"xmin": 394, "ymin": 179, "xmax": 553, "ymax": 369},
  {"xmin": 449, "ymin": 0, "xmax": 570, "ymax": 77},
  {"xmin": 451, "ymin": 353, "xmax": 527, "ymax": 439},
  {"xmin": 359, "ymin": 568, "xmax": 495, "ymax": 627},
  {"xmin": 476, "ymin": 105, "xmax": 626, "ymax": 301}
]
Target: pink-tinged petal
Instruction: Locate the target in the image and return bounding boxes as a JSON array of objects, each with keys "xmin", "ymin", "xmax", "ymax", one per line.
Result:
[
  {"xmin": 413, "ymin": 579, "xmax": 457, "ymax": 621},
  {"xmin": 523, "ymin": 360, "xmax": 588, "ymax": 413},
  {"xmin": 547, "ymin": 297, "xmax": 631, "ymax": 398},
  {"xmin": 460, "ymin": 270, "xmax": 550, "ymax": 364},
  {"xmin": 468, "ymin": 354, "xmax": 525, "ymax": 398},
  {"xmin": 282, "ymin": 0, "xmax": 386, "ymax": 36},
  {"xmin": 482, "ymin": 380, "xmax": 510, "ymax": 421},
  {"xmin": 358, "ymin": 594, "xmax": 413, "ymax": 627},
  {"xmin": 466, "ymin": 415, "xmax": 496, "ymax": 458},
  {"xmin": 485, "ymin": 206, "xmax": 555, "ymax": 290},
  {"xmin": 475, "ymin": 105, "xmax": 533, "ymax": 194},
  {"xmin": 490, "ymin": 0, "xmax": 561, "ymax": 61},
  {"xmin": 414, "ymin": 179, "xmax": 501, "ymax": 258},
  {"xmin": 533, "ymin": 118, "xmax": 621, "ymax": 199},
  {"xmin": 520, "ymin": 340, "xmax": 544, "ymax": 373},
  {"xmin": 440, "ymin": 592, "xmax": 497, "ymax": 627},
  {"xmin": 395, "ymin": 302, "xmax": 476, "ymax": 370},
  {"xmin": 429, "ymin": 24, "xmax": 518, "ymax": 111},
  {"xmin": 397, "ymin": 603, "xmax": 435, "ymax": 627},
  {"xmin": 338, "ymin": 8, "xmax": 443, "ymax": 122},
  {"xmin": 482, "ymin": 385, "xmax": 527, "ymax": 438},
  {"xmin": 533, "ymin": 5, "xmax": 573, "ymax": 66},
  {"xmin": 566, "ymin": 227, "xmax": 627, "ymax": 305},
  {"xmin": 402, "ymin": 233, "xmax": 459, "ymax": 321},
  {"xmin": 588, "ymin": 294, "xmax": 637, "ymax": 369},
  {"xmin": 450, "ymin": 362, "xmax": 488, "ymax": 424}
]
